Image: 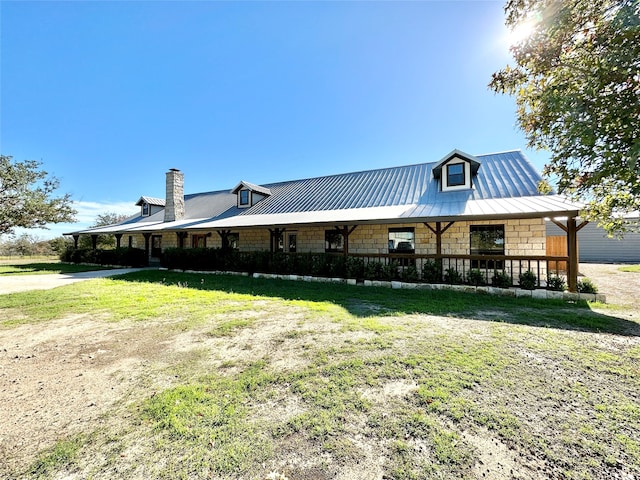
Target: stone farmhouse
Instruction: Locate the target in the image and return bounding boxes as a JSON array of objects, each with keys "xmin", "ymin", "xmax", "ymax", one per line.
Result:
[{"xmin": 67, "ymin": 149, "xmax": 587, "ymax": 291}]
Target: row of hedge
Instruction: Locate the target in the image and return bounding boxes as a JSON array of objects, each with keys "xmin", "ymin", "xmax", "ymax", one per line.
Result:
[
  {"xmin": 60, "ymin": 247, "xmax": 148, "ymax": 267},
  {"xmin": 160, "ymin": 248, "xmax": 529, "ymax": 286}
]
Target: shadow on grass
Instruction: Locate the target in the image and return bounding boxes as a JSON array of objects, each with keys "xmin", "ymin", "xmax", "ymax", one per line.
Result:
[
  {"xmin": 0, "ymin": 263, "xmax": 111, "ymax": 275},
  {"xmin": 114, "ymin": 270, "xmax": 640, "ymax": 337}
]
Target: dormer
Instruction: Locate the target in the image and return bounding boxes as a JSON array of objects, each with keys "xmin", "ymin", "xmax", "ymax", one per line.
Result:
[
  {"xmin": 432, "ymin": 149, "xmax": 481, "ymax": 192},
  {"xmin": 231, "ymin": 181, "xmax": 272, "ymax": 208},
  {"xmin": 135, "ymin": 196, "xmax": 165, "ymax": 217}
]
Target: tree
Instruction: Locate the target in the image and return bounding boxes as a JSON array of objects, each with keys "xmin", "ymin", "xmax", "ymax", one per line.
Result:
[
  {"xmin": 490, "ymin": 0, "xmax": 640, "ymax": 236},
  {"xmin": 0, "ymin": 155, "xmax": 76, "ymax": 235},
  {"xmin": 79, "ymin": 212, "xmax": 131, "ymax": 249}
]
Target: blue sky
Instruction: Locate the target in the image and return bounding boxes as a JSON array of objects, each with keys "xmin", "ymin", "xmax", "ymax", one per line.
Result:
[{"xmin": 1, "ymin": 0, "xmax": 546, "ymax": 239}]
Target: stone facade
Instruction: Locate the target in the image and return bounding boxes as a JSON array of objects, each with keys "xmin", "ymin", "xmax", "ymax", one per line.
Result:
[
  {"xmin": 164, "ymin": 169, "xmax": 185, "ymax": 222},
  {"xmin": 142, "ymin": 218, "xmax": 546, "ymax": 257}
]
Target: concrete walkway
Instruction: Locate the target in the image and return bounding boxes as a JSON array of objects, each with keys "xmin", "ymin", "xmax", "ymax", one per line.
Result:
[{"xmin": 0, "ymin": 268, "xmax": 149, "ymax": 294}]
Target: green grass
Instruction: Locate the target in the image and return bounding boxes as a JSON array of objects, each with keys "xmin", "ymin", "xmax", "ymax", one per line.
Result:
[
  {"xmin": 3, "ymin": 270, "xmax": 640, "ymax": 480},
  {"xmin": 0, "ymin": 262, "xmax": 112, "ymax": 275},
  {"xmin": 619, "ymin": 264, "xmax": 640, "ymax": 273}
]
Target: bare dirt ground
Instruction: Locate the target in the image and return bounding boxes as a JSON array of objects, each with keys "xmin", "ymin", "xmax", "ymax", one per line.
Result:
[{"xmin": 0, "ymin": 264, "xmax": 638, "ymax": 479}]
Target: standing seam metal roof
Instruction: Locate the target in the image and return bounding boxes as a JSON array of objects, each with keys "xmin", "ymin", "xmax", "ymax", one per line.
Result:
[{"xmin": 68, "ymin": 150, "xmax": 581, "ymax": 235}]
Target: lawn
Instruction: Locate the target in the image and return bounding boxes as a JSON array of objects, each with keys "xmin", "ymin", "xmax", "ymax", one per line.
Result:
[
  {"xmin": 0, "ymin": 262, "xmax": 111, "ymax": 276},
  {"xmin": 1, "ymin": 270, "xmax": 639, "ymax": 480},
  {"xmin": 619, "ymin": 264, "xmax": 640, "ymax": 273}
]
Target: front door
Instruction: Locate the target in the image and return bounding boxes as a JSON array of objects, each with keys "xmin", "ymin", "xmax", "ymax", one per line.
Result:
[{"xmin": 151, "ymin": 235, "xmax": 162, "ymax": 258}]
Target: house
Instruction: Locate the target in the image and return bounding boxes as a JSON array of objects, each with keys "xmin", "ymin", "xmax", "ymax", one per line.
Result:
[
  {"xmin": 67, "ymin": 149, "xmax": 586, "ymax": 290},
  {"xmin": 547, "ymin": 216, "xmax": 640, "ymax": 264}
]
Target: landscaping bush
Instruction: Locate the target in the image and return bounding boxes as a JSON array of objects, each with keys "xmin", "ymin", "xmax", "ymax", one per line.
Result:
[
  {"xmin": 444, "ymin": 267, "xmax": 464, "ymax": 285},
  {"xmin": 364, "ymin": 260, "xmax": 385, "ymax": 280},
  {"xmin": 62, "ymin": 247, "xmax": 147, "ymax": 267},
  {"xmin": 546, "ymin": 275, "xmax": 567, "ymax": 291},
  {"xmin": 492, "ymin": 270, "xmax": 512, "ymax": 288},
  {"xmin": 400, "ymin": 264, "xmax": 419, "ymax": 282},
  {"xmin": 345, "ymin": 257, "xmax": 365, "ymax": 279},
  {"xmin": 467, "ymin": 268, "xmax": 486, "ymax": 286},
  {"xmin": 577, "ymin": 278, "xmax": 598, "ymax": 294},
  {"xmin": 422, "ymin": 260, "xmax": 442, "ymax": 283},
  {"xmin": 518, "ymin": 270, "xmax": 537, "ymax": 290},
  {"xmin": 382, "ymin": 261, "xmax": 400, "ymax": 281}
]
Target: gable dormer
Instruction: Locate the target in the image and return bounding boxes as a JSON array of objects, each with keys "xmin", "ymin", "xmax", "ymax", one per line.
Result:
[
  {"xmin": 231, "ymin": 181, "xmax": 272, "ymax": 208},
  {"xmin": 135, "ymin": 196, "xmax": 165, "ymax": 217},
  {"xmin": 432, "ymin": 149, "xmax": 481, "ymax": 192}
]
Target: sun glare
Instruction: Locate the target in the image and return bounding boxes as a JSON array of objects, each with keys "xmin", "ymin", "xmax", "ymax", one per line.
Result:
[{"xmin": 506, "ymin": 19, "xmax": 536, "ymax": 46}]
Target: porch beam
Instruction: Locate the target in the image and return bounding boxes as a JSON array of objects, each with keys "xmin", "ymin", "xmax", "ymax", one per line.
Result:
[
  {"xmin": 424, "ymin": 221, "xmax": 455, "ymax": 257},
  {"xmin": 73, "ymin": 235, "xmax": 79, "ymax": 249},
  {"xmin": 115, "ymin": 233, "xmax": 123, "ymax": 249},
  {"xmin": 91, "ymin": 234, "xmax": 98, "ymax": 250},
  {"xmin": 550, "ymin": 219, "xmax": 568, "ymax": 233}
]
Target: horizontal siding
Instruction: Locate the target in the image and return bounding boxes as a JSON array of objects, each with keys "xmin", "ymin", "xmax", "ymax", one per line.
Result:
[{"xmin": 546, "ymin": 221, "xmax": 640, "ymax": 263}]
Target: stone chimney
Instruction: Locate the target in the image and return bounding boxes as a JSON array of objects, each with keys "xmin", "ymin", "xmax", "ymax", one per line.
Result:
[{"xmin": 164, "ymin": 168, "xmax": 185, "ymax": 222}]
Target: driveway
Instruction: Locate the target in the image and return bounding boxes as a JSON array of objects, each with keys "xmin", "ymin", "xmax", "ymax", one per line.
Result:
[{"xmin": 0, "ymin": 268, "xmax": 149, "ymax": 294}]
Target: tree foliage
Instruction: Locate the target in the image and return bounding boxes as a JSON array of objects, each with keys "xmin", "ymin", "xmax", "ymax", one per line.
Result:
[
  {"xmin": 490, "ymin": 0, "xmax": 640, "ymax": 235},
  {"xmin": 0, "ymin": 155, "xmax": 76, "ymax": 235},
  {"xmin": 79, "ymin": 212, "xmax": 131, "ymax": 249}
]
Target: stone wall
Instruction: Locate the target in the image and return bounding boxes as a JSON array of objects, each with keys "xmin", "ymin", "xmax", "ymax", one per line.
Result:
[{"xmin": 146, "ymin": 218, "xmax": 546, "ymax": 257}]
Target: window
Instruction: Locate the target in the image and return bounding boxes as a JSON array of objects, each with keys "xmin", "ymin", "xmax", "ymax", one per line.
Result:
[
  {"xmin": 142, "ymin": 203, "xmax": 149, "ymax": 216},
  {"xmin": 288, "ymin": 233, "xmax": 297, "ymax": 253},
  {"xmin": 325, "ymin": 230, "xmax": 344, "ymax": 252},
  {"xmin": 192, "ymin": 234, "xmax": 207, "ymax": 248},
  {"xmin": 470, "ymin": 225, "xmax": 504, "ymax": 269},
  {"xmin": 239, "ymin": 189, "xmax": 250, "ymax": 206},
  {"xmin": 447, "ymin": 163, "xmax": 465, "ymax": 187},
  {"xmin": 388, "ymin": 227, "xmax": 415, "ymax": 253}
]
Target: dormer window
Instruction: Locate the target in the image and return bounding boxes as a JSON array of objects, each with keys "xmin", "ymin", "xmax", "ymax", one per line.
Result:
[
  {"xmin": 239, "ymin": 189, "xmax": 250, "ymax": 206},
  {"xmin": 231, "ymin": 181, "xmax": 272, "ymax": 208},
  {"xmin": 142, "ymin": 202, "xmax": 149, "ymax": 216},
  {"xmin": 432, "ymin": 149, "xmax": 481, "ymax": 192},
  {"xmin": 446, "ymin": 163, "xmax": 465, "ymax": 187}
]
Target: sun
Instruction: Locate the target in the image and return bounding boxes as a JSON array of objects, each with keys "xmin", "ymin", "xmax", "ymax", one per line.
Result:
[{"xmin": 506, "ymin": 19, "xmax": 537, "ymax": 46}]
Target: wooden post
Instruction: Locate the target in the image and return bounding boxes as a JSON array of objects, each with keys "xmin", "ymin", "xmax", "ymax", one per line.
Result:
[
  {"xmin": 424, "ymin": 221, "xmax": 454, "ymax": 274},
  {"xmin": 73, "ymin": 235, "xmax": 79, "ymax": 249},
  {"xmin": 143, "ymin": 233, "xmax": 152, "ymax": 263},
  {"xmin": 115, "ymin": 234, "xmax": 122, "ymax": 249},
  {"xmin": 567, "ymin": 217, "xmax": 578, "ymax": 292},
  {"xmin": 335, "ymin": 225, "xmax": 358, "ymax": 257},
  {"xmin": 91, "ymin": 235, "xmax": 98, "ymax": 250}
]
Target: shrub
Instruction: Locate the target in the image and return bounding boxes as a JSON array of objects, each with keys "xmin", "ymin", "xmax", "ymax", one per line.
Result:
[
  {"xmin": 364, "ymin": 261, "xmax": 384, "ymax": 280},
  {"xmin": 444, "ymin": 267, "xmax": 464, "ymax": 285},
  {"xmin": 492, "ymin": 270, "xmax": 512, "ymax": 288},
  {"xmin": 345, "ymin": 257, "xmax": 365, "ymax": 279},
  {"xmin": 422, "ymin": 260, "xmax": 442, "ymax": 283},
  {"xmin": 467, "ymin": 268, "xmax": 486, "ymax": 286},
  {"xmin": 546, "ymin": 275, "xmax": 566, "ymax": 291},
  {"xmin": 382, "ymin": 261, "xmax": 400, "ymax": 281},
  {"xmin": 518, "ymin": 270, "xmax": 537, "ymax": 290},
  {"xmin": 400, "ymin": 264, "xmax": 419, "ymax": 282},
  {"xmin": 577, "ymin": 278, "xmax": 598, "ymax": 294}
]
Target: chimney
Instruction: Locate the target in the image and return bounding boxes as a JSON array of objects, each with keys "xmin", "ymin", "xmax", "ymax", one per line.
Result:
[{"xmin": 164, "ymin": 168, "xmax": 185, "ymax": 222}]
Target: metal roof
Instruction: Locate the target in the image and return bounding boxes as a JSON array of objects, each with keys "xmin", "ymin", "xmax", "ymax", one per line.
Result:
[
  {"xmin": 68, "ymin": 150, "xmax": 582, "ymax": 235},
  {"xmin": 135, "ymin": 196, "xmax": 165, "ymax": 206}
]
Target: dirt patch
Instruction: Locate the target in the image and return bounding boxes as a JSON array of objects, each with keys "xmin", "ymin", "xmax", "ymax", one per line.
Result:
[{"xmin": 0, "ymin": 316, "xmax": 172, "ymax": 474}]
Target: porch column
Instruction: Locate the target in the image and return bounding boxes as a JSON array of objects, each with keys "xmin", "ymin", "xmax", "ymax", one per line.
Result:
[
  {"xmin": 268, "ymin": 228, "xmax": 285, "ymax": 252},
  {"xmin": 91, "ymin": 235, "xmax": 98, "ymax": 250},
  {"xmin": 217, "ymin": 230, "xmax": 231, "ymax": 251},
  {"xmin": 335, "ymin": 225, "xmax": 358, "ymax": 257},
  {"xmin": 73, "ymin": 235, "xmax": 79, "ymax": 249},
  {"xmin": 115, "ymin": 234, "xmax": 123, "ymax": 249},
  {"xmin": 176, "ymin": 232, "xmax": 188, "ymax": 248},
  {"xmin": 425, "ymin": 221, "xmax": 455, "ymax": 258},
  {"xmin": 143, "ymin": 233, "xmax": 152, "ymax": 261},
  {"xmin": 551, "ymin": 217, "xmax": 588, "ymax": 293}
]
